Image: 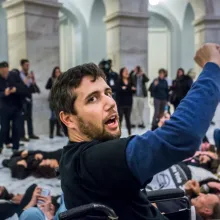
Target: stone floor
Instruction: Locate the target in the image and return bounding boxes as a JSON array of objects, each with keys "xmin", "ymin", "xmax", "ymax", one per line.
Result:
[{"xmin": 0, "ymin": 104, "xmax": 220, "ymax": 197}]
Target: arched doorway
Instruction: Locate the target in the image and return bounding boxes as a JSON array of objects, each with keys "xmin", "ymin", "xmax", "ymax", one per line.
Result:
[
  {"xmin": 0, "ymin": 0, "xmax": 8, "ymax": 61},
  {"xmin": 59, "ymin": 7, "xmax": 84, "ymax": 71},
  {"xmin": 148, "ymin": 13, "xmax": 171, "ymax": 82},
  {"xmin": 181, "ymin": 3, "xmax": 195, "ymax": 72},
  {"xmin": 88, "ymin": 0, "xmax": 106, "ymax": 64}
]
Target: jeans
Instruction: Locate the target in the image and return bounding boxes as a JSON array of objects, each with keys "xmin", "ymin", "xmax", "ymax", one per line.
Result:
[
  {"xmin": 152, "ymin": 98, "xmax": 167, "ymax": 127},
  {"xmin": 19, "ymin": 207, "xmax": 45, "ymax": 220},
  {"xmin": 20, "ymin": 194, "xmax": 67, "ymax": 220},
  {"xmin": 131, "ymin": 97, "xmax": 146, "ymax": 125},
  {"xmin": 50, "ymin": 110, "xmax": 56, "ymax": 120}
]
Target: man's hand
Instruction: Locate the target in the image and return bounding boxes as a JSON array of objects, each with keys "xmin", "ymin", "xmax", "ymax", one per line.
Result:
[
  {"xmin": 16, "ymin": 160, "xmax": 27, "ymax": 168},
  {"xmin": 194, "ymin": 43, "xmax": 220, "ymax": 68},
  {"xmin": 4, "ymin": 88, "xmax": 11, "ymax": 96},
  {"xmin": 30, "ymin": 71, "xmax": 36, "ymax": 84},
  {"xmin": 24, "ymin": 187, "xmax": 42, "ymax": 209},
  {"xmin": 21, "ymin": 150, "xmax": 28, "ymax": 158},
  {"xmin": 199, "ymin": 155, "xmax": 211, "ymax": 164},
  {"xmin": 207, "ymin": 182, "xmax": 220, "ymax": 191},
  {"xmin": 35, "ymin": 153, "xmax": 43, "ymax": 160},
  {"xmin": 132, "ymin": 86, "xmax": 136, "ymax": 91},
  {"xmin": 154, "ymin": 80, "xmax": 159, "ymax": 86},
  {"xmin": 122, "ymin": 86, "xmax": 126, "ymax": 90},
  {"xmin": 10, "ymin": 87, "xmax": 16, "ymax": 93},
  {"xmin": 184, "ymin": 180, "xmax": 200, "ymax": 196},
  {"xmin": 38, "ymin": 196, "xmax": 55, "ymax": 220}
]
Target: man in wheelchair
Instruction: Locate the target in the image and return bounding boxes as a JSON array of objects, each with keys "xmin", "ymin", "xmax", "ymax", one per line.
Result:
[
  {"xmin": 51, "ymin": 44, "xmax": 220, "ymax": 220},
  {"xmin": 153, "ymin": 180, "xmax": 220, "ymax": 220}
]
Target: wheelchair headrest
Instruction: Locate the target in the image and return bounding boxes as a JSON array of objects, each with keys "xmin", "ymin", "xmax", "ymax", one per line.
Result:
[{"xmin": 59, "ymin": 203, "xmax": 118, "ymax": 220}]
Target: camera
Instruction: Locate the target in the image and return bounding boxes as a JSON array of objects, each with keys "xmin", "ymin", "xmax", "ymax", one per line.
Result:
[{"xmin": 99, "ymin": 59, "xmax": 111, "ymax": 75}]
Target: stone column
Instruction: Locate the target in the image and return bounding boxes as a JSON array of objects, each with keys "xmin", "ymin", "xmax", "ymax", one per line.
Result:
[
  {"xmin": 194, "ymin": 15, "xmax": 220, "ymax": 50},
  {"xmin": 193, "ymin": 15, "xmax": 220, "ymax": 74},
  {"xmin": 3, "ymin": 0, "xmax": 62, "ymax": 135},
  {"xmin": 104, "ymin": 0, "xmax": 151, "ymax": 127},
  {"xmin": 104, "ymin": 0, "xmax": 148, "ymax": 73}
]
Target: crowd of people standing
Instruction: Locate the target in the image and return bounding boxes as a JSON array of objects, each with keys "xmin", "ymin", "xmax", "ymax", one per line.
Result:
[
  {"xmin": 98, "ymin": 59, "xmax": 194, "ymax": 135},
  {"xmin": 0, "ymin": 57, "xmax": 194, "ymax": 153}
]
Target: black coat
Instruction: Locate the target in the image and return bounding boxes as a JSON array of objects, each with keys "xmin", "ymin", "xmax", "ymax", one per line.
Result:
[
  {"xmin": 170, "ymin": 75, "xmax": 193, "ymax": 103},
  {"xmin": 0, "ymin": 71, "xmax": 29, "ymax": 111},
  {"xmin": 131, "ymin": 73, "xmax": 149, "ymax": 97},
  {"xmin": 116, "ymin": 79, "xmax": 133, "ymax": 107}
]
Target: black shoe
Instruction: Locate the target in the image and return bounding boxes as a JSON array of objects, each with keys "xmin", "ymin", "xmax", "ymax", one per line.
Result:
[
  {"xmin": 19, "ymin": 143, "xmax": 25, "ymax": 147},
  {"xmin": 2, "ymin": 159, "xmax": 9, "ymax": 167},
  {"xmin": 211, "ymin": 121, "xmax": 215, "ymax": 125},
  {"xmin": 20, "ymin": 137, "xmax": 29, "ymax": 142},
  {"xmin": 131, "ymin": 124, "xmax": 136, "ymax": 128},
  {"xmin": 29, "ymin": 135, "xmax": 39, "ymax": 139},
  {"xmin": 50, "ymin": 119, "xmax": 55, "ymax": 139},
  {"xmin": 138, "ymin": 124, "xmax": 145, "ymax": 129},
  {"xmin": 56, "ymin": 133, "xmax": 64, "ymax": 137}
]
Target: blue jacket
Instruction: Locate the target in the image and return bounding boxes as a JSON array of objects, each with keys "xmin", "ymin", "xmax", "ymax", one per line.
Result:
[{"xmin": 127, "ymin": 62, "xmax": 220, "ymax": 185}]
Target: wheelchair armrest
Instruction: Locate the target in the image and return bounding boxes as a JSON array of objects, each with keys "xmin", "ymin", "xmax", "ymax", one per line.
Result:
[
  {"xmin": 147, "ymin": 188, "xmax": 185, "ymax": 202},
  {"xmin": 59, "ymin": 203, "xmax": 118, "ymax": 220}
]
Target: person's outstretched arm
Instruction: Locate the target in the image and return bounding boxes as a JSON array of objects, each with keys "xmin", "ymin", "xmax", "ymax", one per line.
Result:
[{"xmin": 127, "ymin": 45, "xmax": 220, "ymax": 186}]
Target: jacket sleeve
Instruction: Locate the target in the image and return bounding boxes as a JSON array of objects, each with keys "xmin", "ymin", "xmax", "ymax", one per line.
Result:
[
  {"xmin": 45, "ymin": 78, "xmax": 53, "ymax": 90},
  {"xmin": 13, "ymin": 74, "xmax": 30, "ymax": 96},
  {"xmin": 143, "ymin": 74, "xmax": 150, "ymax": 83},
  {"xmin": 126, "ymin": 62, "xmax": 220, "ymax": 186}
]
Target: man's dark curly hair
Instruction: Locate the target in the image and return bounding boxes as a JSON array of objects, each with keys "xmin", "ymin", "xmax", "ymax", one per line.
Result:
[
  {"xmin": 33, "ymin": 166, "xmax": 57, "ymax": 179},
  {"xmin": 50, "ymin": 63, "xmax": 106, "ymax": 136}
]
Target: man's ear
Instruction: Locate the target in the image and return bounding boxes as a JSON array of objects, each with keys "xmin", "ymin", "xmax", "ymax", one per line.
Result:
[
  {"xmin": 59, "ymin": 111, "xmax": 77, "ymax": 130},
  {"xmin": 202, "ymin": 207, "xmax": 212, "ymax": 217}
]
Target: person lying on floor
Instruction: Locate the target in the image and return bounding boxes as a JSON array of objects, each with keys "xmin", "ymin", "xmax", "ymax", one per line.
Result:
[
  {"xmin": 146, "ymin": 154, "xmax": 219, "ymax": 192},
  {"xmin": 154, "ymin": 180, "xmax": 220, "ymax": 220},
  {"xmin": 20, "ymin": 180, "xmax": 220, "ymax": 220},
  {"xmin": 19, "ymin": 193, "xmax": 66, "ymax": 220},
  {"xmin": 183, "ymin": 150, "xmax": 220, "ymax": 174},
  {"xmin": 0, "ymin": 184, "xmax": 59, "ymax": 219},
  {"xmin": 2, "ymin": 149, "xmax": 62, "ymax": 179}
]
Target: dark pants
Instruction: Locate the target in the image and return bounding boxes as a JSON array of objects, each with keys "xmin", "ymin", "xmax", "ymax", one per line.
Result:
[
  {"xmin": 119, "ymin": 106, "xmax": 132, "ymax": 135},
  {"xmin": 0, "ymin": 115, "xmax": 11, "ymax": 145},
  {"xmin": 21, "ymin": 102, "xmax": 33, "ymax": 137},
  {"xmin": 0, "ymin": 109, "xmax": 22, "ymax": 150},
  {"xmin": 152, "ymin": 99, "xmax": 167, "ymax": 127}
]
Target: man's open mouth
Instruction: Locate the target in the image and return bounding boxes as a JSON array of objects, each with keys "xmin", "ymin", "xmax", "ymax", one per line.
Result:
[{"xmin": 105, "ymin": 115, "xmax": 117, "ymax": 125}]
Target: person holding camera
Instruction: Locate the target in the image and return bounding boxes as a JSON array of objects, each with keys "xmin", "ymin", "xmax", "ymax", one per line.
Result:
[
  {"xmin": 0, "ymin": 62, "xmax": 29, "ymax": 152},
  {"xmin": 20, "ymin": 59, "xmax": 40, "ymax": 141}
]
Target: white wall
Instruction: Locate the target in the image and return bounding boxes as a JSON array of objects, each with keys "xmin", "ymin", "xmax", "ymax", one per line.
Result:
[
  {"xmin": 148, "ymin": 14, "xmax": 171, "ymax": 82},
  {"xmin": 88, "ymin": 0, "xmax": 106, "ymax": 64},
  {"xmin": 0, "ymin": 2, "xmax": 8, "ymax": 62},
  {"xmin": 148, "ymin": 28, "xmax": 171, "ymax": 82}
]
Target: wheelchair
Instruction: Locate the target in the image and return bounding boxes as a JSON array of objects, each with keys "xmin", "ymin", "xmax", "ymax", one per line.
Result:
[{"xmin": 59, "ymin": 189, "xmax": 192, "ymax": 220}]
